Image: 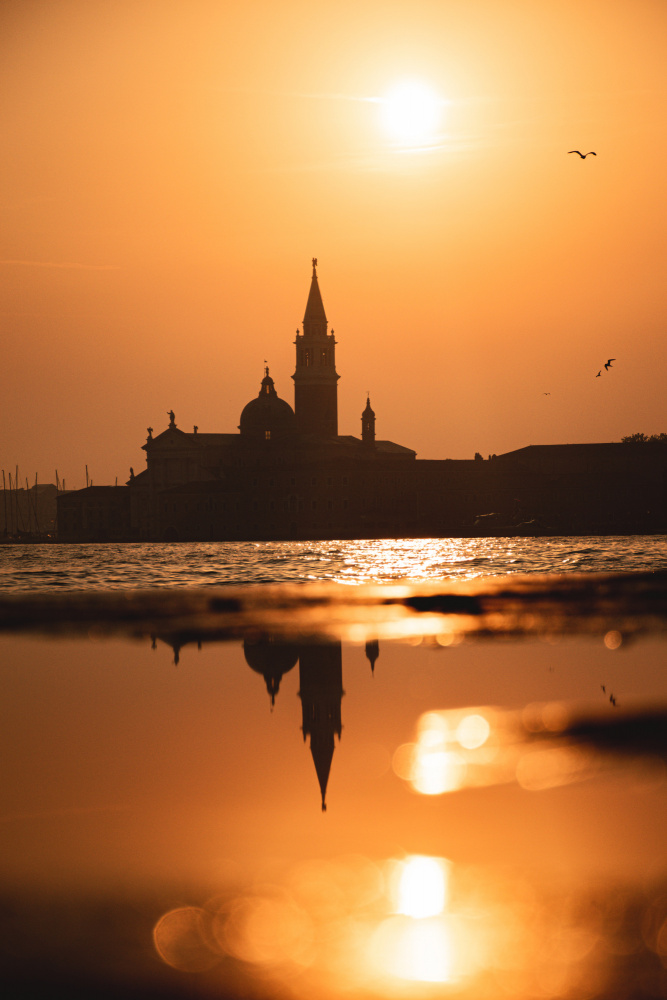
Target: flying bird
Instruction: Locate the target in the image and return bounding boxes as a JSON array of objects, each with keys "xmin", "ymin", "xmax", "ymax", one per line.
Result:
[
  {"xmin": 604, "ymin": 358, "xmax": 615, "ymax": 369},
  {"xmin": 568, "ymin": 150, "xmax": 596, "ymax": 158},
  {"xmin": 595, "ymin": 371, "xmax": 601, "ymax": 377}
]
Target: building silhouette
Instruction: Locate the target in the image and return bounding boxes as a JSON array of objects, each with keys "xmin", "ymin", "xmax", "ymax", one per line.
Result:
[{"xmin": 57, "ymin": 262, "xmax": 667, "ymax": 541}]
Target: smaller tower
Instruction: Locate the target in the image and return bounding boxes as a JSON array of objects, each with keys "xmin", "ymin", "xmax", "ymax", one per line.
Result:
[{"xmin": 362, "ymin": 396, "xmax": 376, "ymax": 447}]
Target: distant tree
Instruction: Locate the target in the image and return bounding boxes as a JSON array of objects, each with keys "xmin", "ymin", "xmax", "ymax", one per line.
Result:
[
  {"xmin": 474, "ymin": 452, "xmax": 484, "ymax": 461},
  {"xmin": 621, "ymin": 432, "xmax": 667, "ymax": 443}
]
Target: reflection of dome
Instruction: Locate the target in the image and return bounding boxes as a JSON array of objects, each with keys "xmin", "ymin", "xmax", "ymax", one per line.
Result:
[
  {"xmin": 244, "ymin": 635, "xmax": 299, "ymax": 705},
  {"xmin": 240, "ymin": 368, "xmax": 296, "ymax": 441}
]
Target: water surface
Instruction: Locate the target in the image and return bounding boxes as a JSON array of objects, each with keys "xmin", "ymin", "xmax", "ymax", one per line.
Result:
[
  {"xmin": 2, "ymin": 623, "xmax": 667, "ymax": 999},
  {"xmin": 3, "ymin": 539, "xmax": 667, "ymax": 998},
  {"xmin": 2, "ymin": 535, "xmax": 666, "ymax": 591}
]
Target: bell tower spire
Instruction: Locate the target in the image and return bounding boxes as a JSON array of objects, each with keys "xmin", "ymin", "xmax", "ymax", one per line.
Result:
[{"xmin": 292, "ymin": 259, "xmax": 340, "ymax": 437}]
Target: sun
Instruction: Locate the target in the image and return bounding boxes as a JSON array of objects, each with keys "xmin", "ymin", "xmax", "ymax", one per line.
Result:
[{"xmin": 379, "ymin": 80, "xmax": 444, "ymax": 146}]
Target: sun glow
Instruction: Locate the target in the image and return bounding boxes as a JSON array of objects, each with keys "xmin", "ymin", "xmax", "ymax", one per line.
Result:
[
  {"xmin": 379, "ymin": 80, "xmax": 444, "ymax": 146},
  {"xmin": 394, "ymin": 855, "xmax": 449, "ymax": 918}
]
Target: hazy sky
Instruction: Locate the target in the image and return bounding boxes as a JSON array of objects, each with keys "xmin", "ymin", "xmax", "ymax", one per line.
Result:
[{"xmin": 2, "ymin": 0, "xmax": 666, "ymax": 488}]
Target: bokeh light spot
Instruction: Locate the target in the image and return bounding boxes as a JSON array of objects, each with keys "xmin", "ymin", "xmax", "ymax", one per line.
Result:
[
  {"xmin": 457, "ymin": 713, "xmax": 491, "ymax": 749},
  {"xmin": 604, "ymin": 630, "xmax": 623, "ymax": 650},
  {"xmin": 153, "ymin": 906, "xmax": 220, "ymax": 972},
  {"xmin": 218, "ymin": 891, "xmax": 313, "ymax": 966}
]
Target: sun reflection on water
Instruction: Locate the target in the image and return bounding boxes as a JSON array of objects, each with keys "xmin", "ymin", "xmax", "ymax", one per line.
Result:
[
  {"xmin": 152, "ymin": 853, "xmax": 478, "ymax": 990},
  {"xmin": 370, "ymin": 914, "xmax": 455, "ymax": 983},
  {"xmin": 394, "ymin": 709, "xmax": 500, "ymax": 795},
  {"xmin": 152, "ymin": 849, "xmax": 667, "ymax": 999},
  {"xmin": 152, "ymin": 705, "xmax": 667, "ymax": 995},
  {"xmin": 393, "ymin": 701, "xmax": 666, "ymax": 798},
  {"xmin": 393, "ymin": 855, "xmax": 449, "ymax": 919},
  {"xmin": 369, "ymin": 855, "xmax": 459, "ymax": 984}
]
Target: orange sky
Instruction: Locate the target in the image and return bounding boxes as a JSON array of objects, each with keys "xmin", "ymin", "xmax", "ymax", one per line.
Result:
[{"xmin": 2, "ymin": 0, "xmax": 666, "ymax": 488}]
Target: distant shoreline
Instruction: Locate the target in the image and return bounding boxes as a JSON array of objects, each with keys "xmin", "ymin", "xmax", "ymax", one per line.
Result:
[{"xmin": 3, "ymin": 528, "xmax": 667, "ymax": 545}]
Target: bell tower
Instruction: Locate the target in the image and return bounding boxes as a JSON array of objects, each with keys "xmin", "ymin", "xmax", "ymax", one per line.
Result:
[{"xmin": 292, "ymin": 259, "xmax": 339, "ymax": 437}]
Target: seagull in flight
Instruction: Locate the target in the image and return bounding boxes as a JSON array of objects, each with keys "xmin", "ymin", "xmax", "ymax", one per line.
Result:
[
  {"xmin": 568, "ymin": 150, "xmax": 596, "ymax": 158},
  {"xmin": 604, "ymin": 358, "xmax": 615, "ymax": 369},
  {"xmin": 595, "ymin": 371, "xmax": 601, "ymax": 377}
]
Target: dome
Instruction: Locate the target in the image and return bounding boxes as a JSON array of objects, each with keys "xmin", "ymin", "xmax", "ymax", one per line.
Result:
[
  {"xmin": 239, "ymin": 368, "xmax": 296, "ymax": 441},
  {"xmin": 244, "ymin": 635, "xmax": 299, "ymax": 705}
]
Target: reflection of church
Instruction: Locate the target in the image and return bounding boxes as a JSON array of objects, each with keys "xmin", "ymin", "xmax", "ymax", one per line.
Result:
[
  {"xmin": 247, "ymin": 636, "xmax": 380, "ymax": 811},
  {"xmin": 245, "ymin": 636, "xmax": 344, "ymax": 812},
  {"xmin": 153, "ymin": 631, "xmax": 379, "ymax": 811},
  {"xmin": 58, "ymin": 261, "xmax": 667, "ymax": 540}
]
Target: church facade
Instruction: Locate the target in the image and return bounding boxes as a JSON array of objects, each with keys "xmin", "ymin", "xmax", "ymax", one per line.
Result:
[{"xmin": 57, "ymin": 262, "xmax": 667, "ymax": 541}]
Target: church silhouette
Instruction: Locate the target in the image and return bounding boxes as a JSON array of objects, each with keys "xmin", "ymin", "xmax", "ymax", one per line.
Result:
[{"xmin": 58, "ymin": 262, "xmax": 667, "ymax": 540}]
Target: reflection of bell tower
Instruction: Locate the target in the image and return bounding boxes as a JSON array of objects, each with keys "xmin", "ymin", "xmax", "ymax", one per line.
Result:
[
  {"xmin": 298, "ymin": 641, "xmax": 344, "ymax": 811},
  {"xmin": 292, "ymin": 259, "xmax": 339, "ymax": 437}
]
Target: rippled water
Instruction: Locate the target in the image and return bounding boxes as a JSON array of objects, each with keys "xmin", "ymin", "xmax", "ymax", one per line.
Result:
[
  {"xmin": 3, "ymin": 537, "xmax": 667, "ymax": 1000},
  {"xmin": 1, "ymin": 535, "xmax": 666, "ymax": 591}
]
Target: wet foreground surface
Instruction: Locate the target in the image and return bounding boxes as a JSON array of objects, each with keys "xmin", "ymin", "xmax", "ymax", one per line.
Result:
[{"xmin": 2, "ymin": 571, "xmax": 667, "ymax": 998}]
